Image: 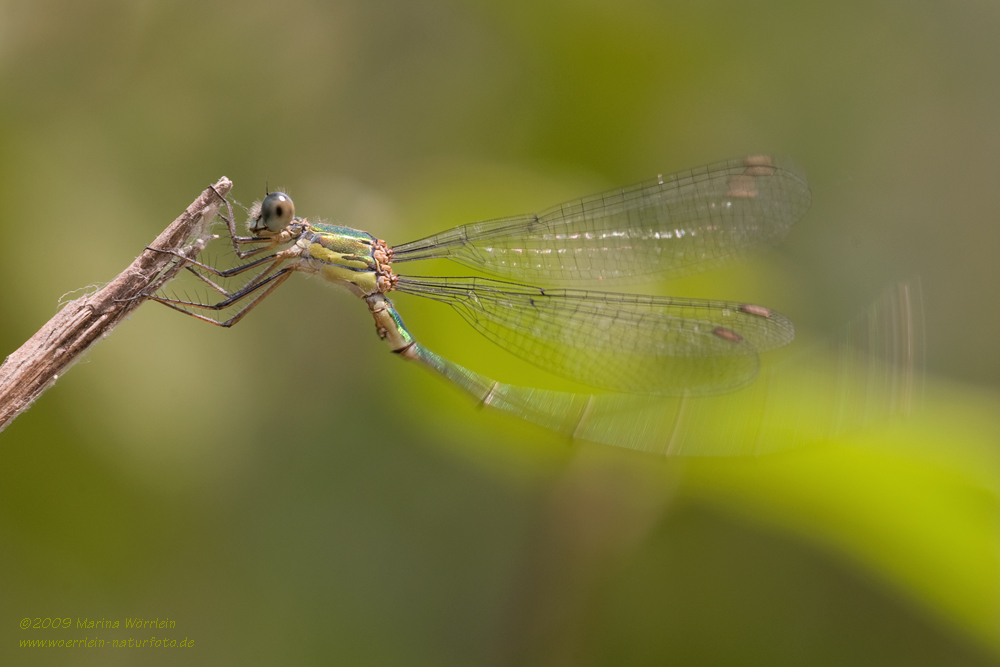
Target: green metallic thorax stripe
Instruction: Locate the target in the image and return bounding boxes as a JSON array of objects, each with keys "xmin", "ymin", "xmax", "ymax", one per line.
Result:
[{"xmin": 301, "ymin": 224, "xmax": 380, "ymax": 295}]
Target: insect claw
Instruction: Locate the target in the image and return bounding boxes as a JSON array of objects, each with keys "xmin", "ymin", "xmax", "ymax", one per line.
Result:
[
  {"xmin": 113, "ymin": 293, "xmax": 145, "ymax": 304},
  {"xmin": 208, "ymin": 183, "xmax": 228, "ymax": 204}
]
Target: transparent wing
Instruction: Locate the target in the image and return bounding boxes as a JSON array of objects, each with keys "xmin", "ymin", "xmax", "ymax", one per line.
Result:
[
  {"xmin": 392, "ymin": 155, "xmax": 811, "ymax": 283},
  {"xmin": 409, "ymin": 281, "xmax": 922, "ymax": 456},
  {"xmin": 396, "ymin": 276, "xmax": 794, "ymax": 395}
]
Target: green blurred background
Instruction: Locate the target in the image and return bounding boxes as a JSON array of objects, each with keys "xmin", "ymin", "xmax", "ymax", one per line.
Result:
[{"xmin": 2, "ymin": 1, "xmax": 999, "ymax": 665}]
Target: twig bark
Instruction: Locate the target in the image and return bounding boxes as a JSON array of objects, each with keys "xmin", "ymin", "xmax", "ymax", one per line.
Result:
[{"xmin": 0, "ymin": 177, "xmax": 232, "ymax": 432}]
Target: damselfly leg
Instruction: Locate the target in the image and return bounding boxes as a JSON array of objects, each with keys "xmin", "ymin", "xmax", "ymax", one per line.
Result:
[
  {"xmin": 146, "ymin": 245, "xmax": 290, "ymax": 297},
  {"xmin": 147, "ymin": 265, "xmax": 297, "ymax": 328}
]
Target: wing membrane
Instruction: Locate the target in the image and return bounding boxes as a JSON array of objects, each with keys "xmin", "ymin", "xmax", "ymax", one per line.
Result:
[
  {"xmin": 392, "ymin": 155, "xmax": 810, "ymax": 283},
  {"xmin": 396, "ymin": 276, "xmax": 794, "ymax": 395}
]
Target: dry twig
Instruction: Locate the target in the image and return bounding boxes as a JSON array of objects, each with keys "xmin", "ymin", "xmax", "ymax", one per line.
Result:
[{"xmin": 0, "ymin": 177, "xmax": 232, "ymax": 432}]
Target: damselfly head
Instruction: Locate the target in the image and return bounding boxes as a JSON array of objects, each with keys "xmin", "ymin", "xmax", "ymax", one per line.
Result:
[{"xmin": 249, "ymin": 192, "xmax": 296, "ymax": 234}]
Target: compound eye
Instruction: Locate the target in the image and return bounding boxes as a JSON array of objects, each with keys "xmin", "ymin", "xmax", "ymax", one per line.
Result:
[{"xmin": 260, "ymin": 192, "xmax": 295, "ymax": 232}]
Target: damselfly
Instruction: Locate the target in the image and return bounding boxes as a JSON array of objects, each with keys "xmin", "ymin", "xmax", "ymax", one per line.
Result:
[{"xmin": 150, "ymin": 156, "xmax": 811, "ymax": 448}]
